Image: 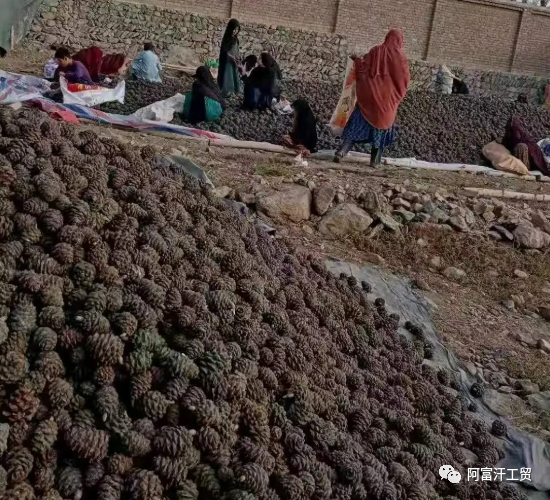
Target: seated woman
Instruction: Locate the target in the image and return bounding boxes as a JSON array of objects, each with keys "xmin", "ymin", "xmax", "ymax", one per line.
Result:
[
  {"xmin": 243, "ymin": 52, "xmax": 277, "ymax": 110},
  {"xmin": 131, "ymin": 43, "xmax": 162, "ymax": 83},
  {"xmin": 503, "ymin": 116, "xmax": 549, "ymax": 176},
  {"xmin": 282, "ymin": 99, "xmax": 318, "ymax": 156},
  {"xmin": 240, "ymin": 55, "xmax": 257, "ymax": 79},
  {"xmin": 53, "ymin": 47, "xmax": 93, "ymax": 85},
  {"xmin": 182, "ymin": 66, "xmax": 226, "ymax": 124},
  {"xmin": 262, "ymin": 51, "xmax": 283, "ymax": 101},
  {"xmin": 452, "ymin": 77, "xmax": 469, "ymax": 95}
]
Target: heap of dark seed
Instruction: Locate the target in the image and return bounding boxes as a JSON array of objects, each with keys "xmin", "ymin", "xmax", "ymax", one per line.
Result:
[
  {"xmin": 88, "ymin": 77, "xmax": 550, "ymax": 164},
  {"xmin": 0, "ymin": 106, "xmax": 524, "ymax": 500}
]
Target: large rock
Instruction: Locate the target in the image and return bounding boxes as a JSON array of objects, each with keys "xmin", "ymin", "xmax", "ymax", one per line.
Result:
[
  {"xmin": 531, "ymin": 211, "xmax": 550, "ymax": 234},
  {"xmin": 257, "ymin": 185, "xmax": 312, "ymax": 223},
  {"xmin": 514, "ymin": 224, "xmax": 550, "ymax": 249},
  {"xmin": 527, "ymin": 391, "xmax": 550, "ymax": 412},
  {"xmin": 484, "ymin": 389, "xmax": 528, "ymax": 417},
  {"xmin": 313, "ymin": 186, "xmax": 335, "ymax": 216},
  {"xmin": 319, "ymin": 204, "xmax": 373, "ymax": 238},
  {"xmin": 363, "ymin": 190, "xmax": 384, "ymax": 215}
]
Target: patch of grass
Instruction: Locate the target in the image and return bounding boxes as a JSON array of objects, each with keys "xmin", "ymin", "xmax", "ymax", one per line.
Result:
[
  {"xmin": 352, "ymin": 225, "xmax": 550, "ymax": 307},
  {"xmin": 253, "ymin": 162, "xmax": 292, "ymax": 177},
  {"xmin": 503, "ymin": 351, "xmax": 550, "ymax": 392}
]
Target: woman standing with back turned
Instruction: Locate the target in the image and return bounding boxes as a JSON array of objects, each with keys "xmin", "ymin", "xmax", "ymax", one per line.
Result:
[
  {"xmin": 218, "ymin": 19, "xmax": 241, "ymax": 97},
  {"xmin": 334, "ymin": 29, "xmax": 410, "ymax": 166}
]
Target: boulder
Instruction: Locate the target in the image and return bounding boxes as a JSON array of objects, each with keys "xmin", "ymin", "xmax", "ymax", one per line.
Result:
[
  {"xmin": 484, "ymin": 389, "xmax": 527, "ymax": 417},
  {"xmin": 531, "ymin": 211, "xmax": 550, "ymax": 234},
  {"xmin": 449, "ymin": 216, "xmax": 469, "ymax": 232},
  {"xmin": 319, "ymin": 204, "xmax": 373, "ymax": 238},
  {"xmin": 514, "ymin": 379, "xmax": 540, "ymax": 395},
  {"xmin": 363, "ymin": 190, "xmax": 384, "ymax": 215},
  {"xmin": 527, "ymin": 391, "xmax": 550, "ymax": 412},
  {"xmin": 256, "ymin": 185, "xmax": 312, "ymax": 223},
  {"xmin": 392, "ymin": 209, "xmax": 415, "ymax": 223},
  {"xmin": 377, "ymin": 213, "xmax": 401, "ymax": 232},
  {"xmin": 514, "ymin": 224, "xmax": 550, "ymax": 249},
  {"xmin": 313, "ymin": 186, "xmax": 335, "ymax": 216},
  {"xmin": 443, "ymin": 267, "xmax": 466, "ymax": 281}
]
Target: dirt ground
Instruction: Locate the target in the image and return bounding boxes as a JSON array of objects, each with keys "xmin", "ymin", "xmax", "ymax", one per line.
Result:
[{"xmin": 4, "ymin": 45, "xmax": 550, "ymax": 436}]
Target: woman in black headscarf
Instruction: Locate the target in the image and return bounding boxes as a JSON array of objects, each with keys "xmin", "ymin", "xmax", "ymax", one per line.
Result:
[
  {"xmin": 182, "ymin": 66, "xmax": 226, "ymax": 124},
  {"xmin": 218, "ymin": 19, "xmax": 241, "ymax": 96},
  {"xmin": 243, "ymin": 52, "xmax": 277, "ymax": 110},
  {"xmin": 282, "ymin": 99, "xmax": 318, "ymax": 155}
]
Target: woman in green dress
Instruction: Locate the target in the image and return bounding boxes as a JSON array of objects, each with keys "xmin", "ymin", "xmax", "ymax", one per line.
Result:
[
  {"xmin": 182, "ymin": 66, "xmax": 226, "ymax": 124},
  {"xmin": 217, "ymin": 19, "xmax": 241, "ymax": 97}
]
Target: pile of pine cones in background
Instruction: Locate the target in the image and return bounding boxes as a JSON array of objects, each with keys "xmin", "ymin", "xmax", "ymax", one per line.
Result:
[
  {"xmin": 89, "ymin": 75, "xmax": 550, "ymax": 164},
  {"xmin": 0, "ymin": 106, "xmax": 525, "ymax": 500}
]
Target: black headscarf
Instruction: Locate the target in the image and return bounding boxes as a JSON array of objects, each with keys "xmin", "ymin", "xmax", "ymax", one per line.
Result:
[
  {"xmin": 218, "ymin": 19, "xmax": 240, "ymax": 88},
  {"xmin": 291, "ymin": 99, "xmax": 318, "ymax": 152},
  {"xmin": 247, "ymin": 53, "xmax": 276, "ymax": 92},
  {"xmin": 188, "ymin": 66, "xmax": 226, "ymax": 124},
  {"xmin": 261, "ymin": 52, "xmax": 282, "ymax": 80}
]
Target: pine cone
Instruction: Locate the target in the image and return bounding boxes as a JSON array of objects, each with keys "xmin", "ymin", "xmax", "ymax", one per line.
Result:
[
  {"xmin": 31, "ymin": 419, "xmax": 58, "ymax": 457},
  {"xmin": 106, "ymin": 455, "xmax": 133, "ymax": 477},
  {"xmin": 84, "ymin": 463, "xmax": 105, "ymax": 488},
  {"xmin": 0, "ymin": 352, "xmax": 29, "ymax": 384},
  {"xmin": 47, "ymin": 378, "xmax": 73, "ymax": 409},
  {"xmin": 35, "ymin": 352, "xmax": 65, "ymax": 380},
  {"xmin": 57, "ymin": 466, "xmax": 82, "ymax": 499},
  {"xmin": 121, "ymin": 430, "xmax": 151, "ymax": 457},
  {"xmin": 4, "ymin": 386, "xmax": 39, "ymax": 423},
  {"xmin": 139, "ymin": 391, "xmax": 173, "ymax": 421},
  {"xmin": 237, "ymin": 463, "xmax": 269, "ymax": 495},
  {"xmin": 5, "ymin": 446, "xmax": 34, "ymax": 484},
  {"xmin": 64, "ymin": 425, "xmax": 109, "ymax": 461},
  {"xmin": 3, "ymin": 482, "xmax": 36, "ymax": 500},
  {"xmin": 97, "ymin": 475, "xmax": 124, "ymax": 500},
  {"xmin": 86, "ymin": 333, "xmax": 123, "ymax": 365},
  {"xmin": 126, "ymin": 469, "xmax": 163, "ymax": 500}
]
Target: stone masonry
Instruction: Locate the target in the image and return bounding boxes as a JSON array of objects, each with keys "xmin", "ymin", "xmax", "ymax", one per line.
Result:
[{"xmin": 30, "ymin": 0, "xmax": 550, "ymax": 103}]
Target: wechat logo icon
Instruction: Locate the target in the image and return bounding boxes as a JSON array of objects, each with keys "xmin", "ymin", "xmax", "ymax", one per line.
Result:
[{"xmin": 439, "ymin": 465, "xmax": 462, "ymax": 484}]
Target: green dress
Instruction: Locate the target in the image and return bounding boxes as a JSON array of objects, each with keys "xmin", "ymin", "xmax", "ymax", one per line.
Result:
[
  {"xmin": 182, "ymin": 93, "xmax": 223, "ymax": 123},
  {"xmin": 220, "ymin": 41, "xmax": 240, "ymax": 96}
]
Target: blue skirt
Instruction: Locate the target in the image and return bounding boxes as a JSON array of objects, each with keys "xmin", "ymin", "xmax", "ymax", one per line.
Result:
[{"xmin": 342, "ymin": 106, "xmax": 397, "ymax": 148}]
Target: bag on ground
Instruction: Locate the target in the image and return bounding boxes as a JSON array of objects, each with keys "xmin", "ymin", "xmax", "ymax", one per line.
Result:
[
  {"xmin": 329, "ymin": 58, "xmax": 357, "ymax": 136},
  {"xmin": 60, "ymin": 76, "xmax": 125, "ymax": 106},
  {"xmin": 482, "ymin": 141, "xmax": 529, "ymax": 176}
]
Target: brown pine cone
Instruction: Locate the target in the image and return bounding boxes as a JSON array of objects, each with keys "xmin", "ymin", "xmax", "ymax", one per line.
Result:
[
  {"xmin": 84, "ymin": 462, "xmax": 105, "ymax": 488},
  {"xmin": 97, "ymin": 474, "xmax": 124, "ymax": 500},
  {"xmin": 47, "ymin": 378, "xmax": 73, "ymax": 409},
  {"xmin": 106, "ymin": 455, "xmax": 133, "ymax": 477},
  {"xmin": 86, "ymin": 333, "xmax": 123, "ymax": 365},
  {"xmin": 3, "ymin": 482, "xmax": 36, "ymax": 500},
  {"xmin": 33, "ymin": 465, "xmax": 55, "ymax": 494},
  {"xmin": 64, "ymin": 425, "xmax": 109, "ymax": 461},
  {"xmin": 31, "ymin": 419, "xmax": 58, "ymax": 457},
  {"xmin": 139, "ymin": 391, "xmax": 173, "ymax": 422},
  {"xmin": 126, "ymin": 469, "xmax": 163, "ymax": 500},
  {"xmin": 4, "ymin": 386, "xmax": 39, "ymax": 423},
  {"xmin": 57, "ymin": 466, "xmax": 82, "ymax": 499},
  {"xmin": 152, "ymin": 426, "xmax": 198, "ymax": 460},
  {"xmin": 120, "ymin": 431, "xmax": 151, "ymax": 457},
  {"xmin": 34, "ymin": 352, "xmax": 65, "ymax": 381},
  {"xmin": 5, "ymin": 446, "xmax": 34, "ymax": 484}
]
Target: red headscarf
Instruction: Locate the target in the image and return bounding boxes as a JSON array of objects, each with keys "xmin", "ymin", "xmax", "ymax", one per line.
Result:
[
  {"xmin": 354, "ymin": 29, "xmax": 410, "ymax": 130},
  {"xmin": 73, "ymin": 46, "xmax": 104, "ymax": 82}
]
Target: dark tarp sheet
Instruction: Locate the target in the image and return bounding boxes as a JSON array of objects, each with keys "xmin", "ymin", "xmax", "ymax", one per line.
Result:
[{"xmin": 326, "ymin": 259, "xmax": 550, "ymax": 495}]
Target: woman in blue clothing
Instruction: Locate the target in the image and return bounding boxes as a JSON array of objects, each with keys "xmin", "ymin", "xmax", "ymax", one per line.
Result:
[{"xmin": 217, "ymin": 19, "xmax": 241, "ymax": 96}]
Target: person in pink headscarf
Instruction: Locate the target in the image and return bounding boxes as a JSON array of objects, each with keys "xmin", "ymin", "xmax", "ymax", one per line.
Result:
[{"xmin": 334, "ymin": 29, "xmax": 410, "ymax": 166}]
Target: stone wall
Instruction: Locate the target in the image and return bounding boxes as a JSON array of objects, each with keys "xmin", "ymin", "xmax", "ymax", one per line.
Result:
[
  {"xmin": 30, "ymin": 0, "xmax": 550, "ymax": 102},
  {"xmin": 31, "ymin": 0, "xmax": 347, "ymax": 83}
]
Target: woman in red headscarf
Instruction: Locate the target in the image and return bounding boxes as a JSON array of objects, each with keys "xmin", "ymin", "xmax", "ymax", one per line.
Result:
[{"xmin": 334, "ymin": 29, "xmax": 410, "ymax": 166}]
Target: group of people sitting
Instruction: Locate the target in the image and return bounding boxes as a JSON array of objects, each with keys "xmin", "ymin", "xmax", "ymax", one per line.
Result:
[{"xmin": 44, "ymin": 42, "xmax": 163, "ymax": 85}]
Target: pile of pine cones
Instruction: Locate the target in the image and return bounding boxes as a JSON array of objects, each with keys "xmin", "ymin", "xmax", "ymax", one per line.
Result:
[{"xmin": 0, "ymin": 106, "xmax": 523, "ymax": 500}]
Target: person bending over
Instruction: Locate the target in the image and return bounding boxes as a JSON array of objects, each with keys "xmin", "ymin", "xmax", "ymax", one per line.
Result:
[
  {"xmin": 243, "ymin": 52, "xmax": 277, "ymax": 110},
  {"xmin": 54, "ymin": 47, "xmax": 93, "ymax": 85},
  {"xmin": 182, "ymin": 66, "xmax": 226, "ymax": 124},
  {"xmin": 282, "ymin": 99, "xmax": 318, "ymax": 156}
]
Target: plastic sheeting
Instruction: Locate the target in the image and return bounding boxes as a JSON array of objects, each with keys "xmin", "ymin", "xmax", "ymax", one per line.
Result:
[
  {"xmin": 326, "ymin": 259, "xmax": 550, "ymax": 494},
  {"xmin": 311, "ymin": 150, "xmax": 549, "ymax": 181},
  {"xmin": 0, "ymin": 0, "xmax": 41, "ymax": 52}
]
